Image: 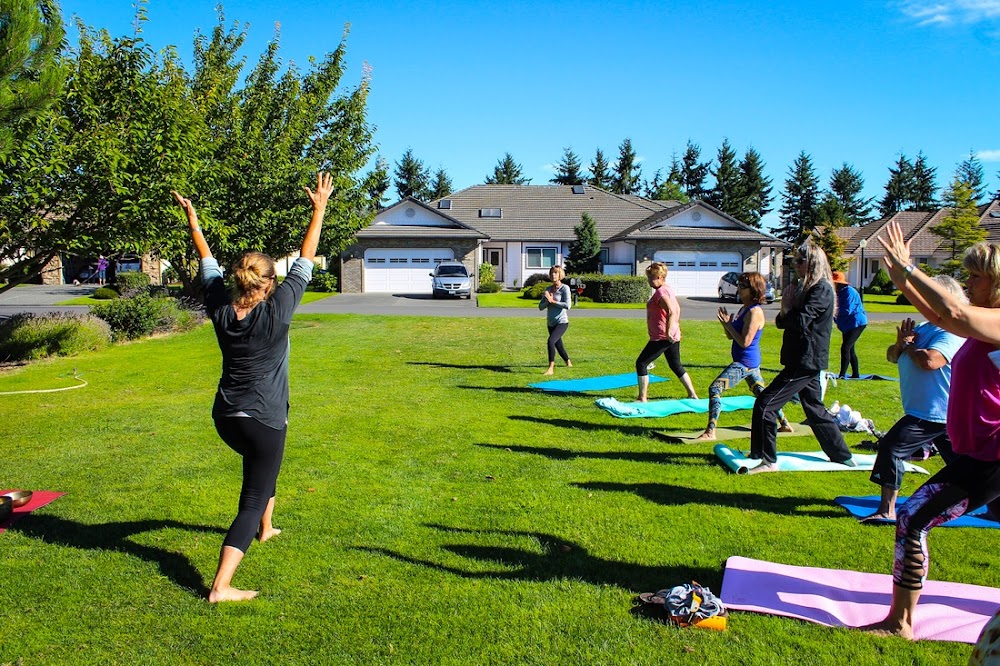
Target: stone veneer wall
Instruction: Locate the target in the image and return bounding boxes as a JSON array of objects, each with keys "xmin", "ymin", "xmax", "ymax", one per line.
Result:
[{"xmin": 339, "ymin": 239, "xmax": 481, "ymax": 293}]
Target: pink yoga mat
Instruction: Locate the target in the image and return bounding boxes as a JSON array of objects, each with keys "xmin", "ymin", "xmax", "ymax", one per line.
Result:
[
  {"xmin": 0, "ymin": 490, "xmax": 65, "ymax": 535},
  {"xmin": 720, "ymin": 555, "xmax": 1000, "ymax": 643}
]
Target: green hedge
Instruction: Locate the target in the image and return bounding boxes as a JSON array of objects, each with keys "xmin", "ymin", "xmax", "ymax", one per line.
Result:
[
  {"xmin": 0, "ymin": 313, "xmax": 112, "ymax": 361},
  {"xmin": 91, "ymin": 295, "xmax": 205, "ymax": 341},
  {"xmin": 574, "ymin": 273, "xmax": 648, "ymax": 303},
  {"xmin": 93, "ymin": 287, "xmax": 119, "ymax": 300},
  {"xmin": 115, "ymin": 271, "xmax": 151, "ymax": 297}
]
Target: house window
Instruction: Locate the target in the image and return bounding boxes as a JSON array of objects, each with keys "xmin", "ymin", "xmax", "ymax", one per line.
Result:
[
  {"xmin": 412, "ymin": 258, "xmax": 430, "ymax": 264},
  {"xmin": 479, "ymin": 208, "xmax": 502, "ymax": 218},
  {"xmin": 678, "ymin": 261, "xmax": 696, "ymax": 267},
  {"xmin": 722, "ymin": 261, "xmax": 740, "ymax": 268},
  {"xmin": 369, "ymin": 257, "xmax": 386, "ymax": 264},
  {"xmin": 599, "ymin": 248, "xmax": 610, "ymax": 264},
  {"xmin": 526, "ymin": 247, "xmax": 557, "ymax": 269},
  {"xmin": 699, "ymin": 261, "xmax": 717, "ymax": 267},
  {"xmin": 389, "ymin": 258, "xmax": 408, "ymax": 264}
]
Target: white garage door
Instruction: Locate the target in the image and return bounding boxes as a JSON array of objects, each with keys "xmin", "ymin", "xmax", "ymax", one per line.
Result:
[
  {"xmin": 653, "ymin": 251, "xmax": 742, "ymax": 297},
  {"xmin": 364, "ymin": 248, "xmax": 455, "ymax": 293}
]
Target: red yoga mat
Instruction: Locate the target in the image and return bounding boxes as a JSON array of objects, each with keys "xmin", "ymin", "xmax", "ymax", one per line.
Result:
[{"xmin": 0, "ymin": 490, "xmax": 65, "ymax": 535}]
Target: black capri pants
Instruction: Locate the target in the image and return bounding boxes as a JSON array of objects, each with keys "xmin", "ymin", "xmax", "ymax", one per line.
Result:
[
  {"xmin": 214, "ymin": 416, "xmax": 287, "ymax": 553},
  {"xmin": 635, "ymin": 339, "xmax": 687, "ymax": 378}
]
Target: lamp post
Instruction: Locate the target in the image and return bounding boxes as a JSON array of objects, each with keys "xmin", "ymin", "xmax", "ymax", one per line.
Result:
[{"xmin": 858, "ymin": 238, "xmax": 868, "ymax": 302}]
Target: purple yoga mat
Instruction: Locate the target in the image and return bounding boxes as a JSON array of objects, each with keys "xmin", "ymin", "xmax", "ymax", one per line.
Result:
[{"xmin": 720, "ymin": 556, "xmax": 1000, "ymax": 643}]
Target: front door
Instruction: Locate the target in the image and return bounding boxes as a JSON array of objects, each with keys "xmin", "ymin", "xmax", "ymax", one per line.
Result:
[{"xmin": 486, "ymin": 248, "xmax": 503, "ymax": 282}]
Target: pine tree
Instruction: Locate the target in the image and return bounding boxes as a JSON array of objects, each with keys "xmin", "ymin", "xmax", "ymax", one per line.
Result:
[
  {"xmin": 812, "ymin": 194, "xmax": 849, "ymax": 271},
  {"xmin": 933, "ymin": 178, "xmax": 987, "ymax": 276},
  {"xmin": 485, "ymin": 152, "xmax": 529, "ymax": 184},
  {"xmin": 429, "ymin": 167, "xmax": 452, "ymax": 199},
  {"xmin": 393, "ymin": 148, "xmax": 431, "ymax": 200},
  {"xmin": 953, "ymin": 151, "xmax": 987, "ymax": 204},
  {"xmin": 366, "ymin": 156, "xmax": 390, "ymax": 209},
  {"xmin": 911, "ymin": 151, "xmax": 938, "ymax": 211},
  {"xmin": 734, "ymin": 147, "xmax": 772, "ymax": 229},
  {"xmin": 550, "ymin": 147, "xmax": 584, "ymax": 185},
  {"xmin": 611, "ymin": 137, "xmax": 641, "ymax": 194},
  {"xmin": 878, "ymin": 155, "xmax": 916, "ymax": 218},
  {"xmin": 643, "ymin": 169, "xmax": 663, "ymax": 199},
  {"xmin": 588, "ymin": 148, "xmax": 611, "ymax": 189},
  {"xmin": 829, "ymin": 163, "xmax": 874, "ymax": 226},
  {"xmin": 566, "ymin": 212, "xmax": 601, "ymax": 273},
  {"xmin": 776, "ymin": 151, "xmax": 820, "ymax": 243},
  {"xmin": 680, "ymin": 140, "xmax": 711, "ymax": 200},
  {"xmin": 706, "ymin": 138, "xmax": 741, "ymax": 216}
]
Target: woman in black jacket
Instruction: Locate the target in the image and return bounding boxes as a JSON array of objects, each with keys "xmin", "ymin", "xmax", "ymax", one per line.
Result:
[{"xmin": 747, "ymin": 240, "xmax": 855, "ymax": 473}]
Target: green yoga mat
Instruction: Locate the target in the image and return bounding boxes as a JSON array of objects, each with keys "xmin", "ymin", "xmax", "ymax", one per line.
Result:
[
  {"xmin": 595, "ymin": 395, "xmax": 757, "ymax": 418},
  {"xmin": 713, "ymin": 444, "xmax": 930, "ymax": 476},
  {"xmin": 656, "ymin": 423, "xmax": 814, "ymax": 443}
]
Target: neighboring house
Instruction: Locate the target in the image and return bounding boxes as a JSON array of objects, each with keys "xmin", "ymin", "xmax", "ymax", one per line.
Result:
[
  {"xmin": 341, "ymin": 185, "xmax": 787, "ymax": 297},
  {"xmin": 835, "ymin": 199, "xmax": 1000, "ymax": 290}
]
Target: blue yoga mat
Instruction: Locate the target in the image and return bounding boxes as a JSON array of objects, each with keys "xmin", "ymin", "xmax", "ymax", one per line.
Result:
[
  {"xmin": 835, "ymin": 495, "xmax": 1000, "ymax": 529},
  {"xmin": 714, "ymin": 445, "xmax": 930, "ymax": 475},
  {"xmin": 836, "ymin": 374, "xmax": 898, "ymax": 381},
  {"xmin": 530, "ymin": 372, "xmax": 666, "ymax": 393},
  {"xmin": 596, "ymin": 395, "xmax": 757, "ymax": 418}
]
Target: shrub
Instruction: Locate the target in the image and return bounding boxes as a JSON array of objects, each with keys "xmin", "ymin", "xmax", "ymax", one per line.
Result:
[
  {"xmin": 478, "ymin": 281, "xmax": 502, "ymax": 293},
  {"xmin": 895, "ymin": 291, "xmax": 911, "ymax": 305},
  {"xmin": 0, "ymin": 313, "xmax": 111, "ymax": 361},
  {"xmin": 522, "ymin": 273, "xmax": 551, "ymax": 289},
  {"xmin": 575, "ymin": 273, "xmax": 648, "ymax": 303},
  {"xmin": 310, "ymin": 271, "xmax": 338, "ymax": 293},
  {"xmin": 522, "ymin": 282, "xmax": 552, "ymax": 299},
  {"xmin": 91, "ymin": 295, "xmax": 162, "ymax": 341},
  {"xmin": 478, "ymin": 262, "xmax": 496, "ymax": 291},
  {"xmin": 162, "ymin": 265, "xmax": 180, "ymax": 284},
  {"xmin": 93, "ymin": 287, "xmax": 119, "ymax": 300},
  {"xmin": 115, "ymin": 271, "xmax": 151, "ymax": 297},
  {"xmin": 864, "ymin": 268, "xmax": 894, "ymax": 296}
]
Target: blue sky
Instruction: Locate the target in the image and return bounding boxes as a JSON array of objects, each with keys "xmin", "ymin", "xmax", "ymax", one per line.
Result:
[{"xmin": 58, "ymin": 0, "xmax": 1000, "ymax": 230}]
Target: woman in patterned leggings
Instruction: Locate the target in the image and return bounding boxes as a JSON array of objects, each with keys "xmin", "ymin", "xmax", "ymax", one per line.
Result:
[
  {"xmin": 695, "ymin": 272, "xmax": 792, "ymax": 440},
  {"xmin": 863, "ymin": 222, "xmax": 1000, "ymax": 639}
]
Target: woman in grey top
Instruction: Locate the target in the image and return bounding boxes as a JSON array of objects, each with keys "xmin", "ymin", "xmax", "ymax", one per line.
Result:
[
  {"xmin": 172, "ymin": 172, "xmax": 334, "ymax": 602},
  {"xmin": 539, "ymin": 265, "xmax": 573, "ymax": 375}
]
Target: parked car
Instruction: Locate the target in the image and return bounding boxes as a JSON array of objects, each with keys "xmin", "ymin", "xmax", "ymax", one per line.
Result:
[
  {"xmin": 718, "ymin": 271, "xmax": 774, "ymax": 303},
  {"xmin": 429, "ymin": 261, "xmax": 472, "ymax": 299}
]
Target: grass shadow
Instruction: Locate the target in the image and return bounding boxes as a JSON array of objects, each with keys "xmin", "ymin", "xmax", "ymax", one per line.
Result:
[
  {"xmin": 508, "ymin": 415, "xmax": 656, "ymax": 437},
  {"xmin": 356, "ymin": 524, "xmax": 721, "ymax": 593},
  {"xmin": 573, "ymin": 481, "xmax": 845, "ymax": 518},
  {"xmin": 457, "ymin": 385, "xmax": 541, "ymax": 395},
  {"xmin": 477, "ymin": 443, "xmax": 715, "ymax": 466},
  {"xmin": 14, "ymin": 515, "xmax": 226, "ymax": 597},
  {"xmin": 409, "ymin": 361, "xmax": 523, "ymax": 374}
]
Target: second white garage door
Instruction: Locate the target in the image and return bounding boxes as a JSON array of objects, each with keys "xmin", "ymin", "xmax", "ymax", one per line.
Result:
[
  {"xmin": 364, "ymin": 249, "xmax": 455, "ymax": 293},
  {"xmin": 653, "ymin": 251, "xmax": 742, "ymax": 297}
]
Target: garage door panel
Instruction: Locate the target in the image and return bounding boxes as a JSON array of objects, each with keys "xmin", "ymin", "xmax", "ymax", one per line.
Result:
[
  {"xmin": 653, "ymin": 251, "xmax": 742, "ymax": 297},
  {"xmin": 364, "ymin": 249, "xmax": 454, "ymax": 293}
]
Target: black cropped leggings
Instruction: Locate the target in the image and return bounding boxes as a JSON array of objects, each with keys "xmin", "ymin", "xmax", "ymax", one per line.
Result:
[
  {"xmin": 635, "ymin": 339, "xmax": 687, "ymax": 378},
  {"xmin": 214, "ymin": 416, "xmax": 287, "ymax": 553},
  {"xmin": 546, "ymin": 323, "xmax": 570, "ymax": 363}
]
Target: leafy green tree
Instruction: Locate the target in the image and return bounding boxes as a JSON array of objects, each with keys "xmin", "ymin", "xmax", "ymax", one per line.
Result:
[
  {"xmin": 911, "ymin": 151, "xmax": 938, "ymax": 211},
  {"xmin": 550, "ymin": 147, "xmax": 584, "ymax": 185},
  {"xmin": 812, "ymin": 194, "xmax": 849, "ymax": 271},
  {"xmin": 429, "ymin": 167, "xmax": 453, "ymax": 200},
  {"xmin": 829, "ymin": 163, "xmax": 874, "ymax": 226},
  {"xmin": 680, "ymin": 140, "xmax": 711, "ymax": 200},
  {"xmin": 878, "ymin": 154, "xmax": 916, "ymax": 218},
  {"xmin": 566, "ymin": 212, "xmax": 600, "ymax": 273},
  {"xmin": 733, "ymin": 147, "xmax": 771, "ymax": 228},
  {"xmin": 611, "ymin": 137, "xmax": 641, "ymax": 195},
  {"xmin": 588, "ymin": 148, "xmax": 611, "ymax": 189},
  {"xmin": 394, "ymin": 148, "xmax": 431, "ymax": 200},
  {"xmin": 953, "ymin": 151, "xmax": 987, "ymax": 204},
  {"xmin": 933, "ymin": 178, "xmax": 986, "ymax": 277},
  {"xmin": 706, "ymin": 138, "xmax": 740, "ymax": 216},
  {"xmin": 775, "ymin": 151, "xmax": 819, "ymax": 243},
  {"xmin": 0, "ymin": 0, "xmax": 66, "ymax": 154},
  {"xmin": 366, "ymin": 156, "xmax": 390, "ymax": 209},
  {"xmin": 485, "ymin": 152, "xmax": 529, "ymax": 185}
]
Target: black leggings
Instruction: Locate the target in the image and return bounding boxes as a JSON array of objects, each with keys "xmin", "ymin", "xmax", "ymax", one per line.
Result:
[
  {"xmin": 546, "ymin": 323, "xmax": 569, "ymax": 363},
  {"xmin": 214, "ymin": 416, "xmax": 287, "ymax": 553},
  {"xmin": 839, "ymin": 325, "xmax": 866, "ymax": 378},
  {"xmin": 635, "ymin": 339, "xmax": 686, "ymax": 378}
]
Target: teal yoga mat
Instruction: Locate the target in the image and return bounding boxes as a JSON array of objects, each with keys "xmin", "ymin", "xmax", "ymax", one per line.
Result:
[
  {"xmin": 595, "ymin": 395, "xmax": 757, "ymax": 418},
  {"xmin": 530, "ymin": 372, "xmax": 667, "ymax": 393},
  {"xmin": 714, "ymin": 444, "xmax": 930, "ymax": 475}
]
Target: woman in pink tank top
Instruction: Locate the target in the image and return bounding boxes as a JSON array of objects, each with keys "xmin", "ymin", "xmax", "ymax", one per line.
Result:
[{"xmin": 635, "ymin": 262, "xmax": 698, "ymax": 402}]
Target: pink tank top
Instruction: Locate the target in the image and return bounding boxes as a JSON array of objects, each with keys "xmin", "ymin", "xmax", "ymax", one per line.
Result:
[
  {"xmin": 646, "ymin": 284, "xmax": 681, "ymax": 342},
  {"xmin": 947, "ymin": 338, "xmax": 1000, "ymax": 461}
]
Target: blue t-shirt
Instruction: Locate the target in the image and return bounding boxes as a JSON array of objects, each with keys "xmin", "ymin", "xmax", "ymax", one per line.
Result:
[{"xmin": 899, "ymin": 321, "xmax": 965, "ymax": 423}]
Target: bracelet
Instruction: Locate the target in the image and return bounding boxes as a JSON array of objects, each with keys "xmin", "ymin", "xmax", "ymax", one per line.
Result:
[{"xmin": 902, "ymin": 263, "xmax": 915, "ymax": 279}]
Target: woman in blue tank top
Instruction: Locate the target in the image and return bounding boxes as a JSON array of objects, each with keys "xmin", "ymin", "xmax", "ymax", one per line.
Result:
[{"xmin": 695, "ymin": 272, "xmax": 793, "ymax": 440}]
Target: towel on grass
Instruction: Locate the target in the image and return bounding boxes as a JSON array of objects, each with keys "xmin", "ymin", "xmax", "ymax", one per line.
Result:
[
  {"xmin": 0, "ymin": 490, "xmax": 65, "ymax": 535},
  {"xmin": 720, "ymin": 555, "xmax": 1000, "ymax": 643},
  {"xmin": 530, "ymin": 372, "xmax": 667, "ymax": 393},
  {"xmin": 713, "ymin": 445, "xmax": 929, "ymax": 475},
  {"xmin": 656, "ymin": 422, "xmax": 814, "ymax": 443},
  {"xmin": 835, "ymin": 495, "xmax": 999, "ymax": 529},
  {"xmin": 596, "ymin": 395, "xmax": 757, "ymax": 419}
]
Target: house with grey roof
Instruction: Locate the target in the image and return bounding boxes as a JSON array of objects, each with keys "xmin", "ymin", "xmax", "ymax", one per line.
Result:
[{"xmin": 340, "ymin": 184, "xmax": 788, "ymax": 297}]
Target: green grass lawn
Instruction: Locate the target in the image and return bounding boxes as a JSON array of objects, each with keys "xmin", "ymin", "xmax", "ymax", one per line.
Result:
[
  {"xmin": 0, "ymin": 316, "xmax": 987, "ymax": 664},
  {"xmin": 478, "ymin": 290, "xmax": 643, "ymax": 309},
  {"xmin": 58, "ymin": 289, "xmax": 336, "ymax": 306}
]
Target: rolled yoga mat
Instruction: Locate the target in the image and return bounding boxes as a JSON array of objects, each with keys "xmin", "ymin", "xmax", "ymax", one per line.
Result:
[
  {"xmin": 720, "ymin": 555, "xmax": 1000, "ymax": 643},
  {"xmin": 530, "ymin": 372, "xmax": 667, "ymax": 393},
  {"xmin": 713, "ymin": 444, "xmax": 929, "ymax": 475},
  {"xmin": 595, "ymin": 395, "xmax": 757, "ymax": 419},
  {"xmin": 835, "ymin": 495, "xmax": 999, "ymax": 529},
  {"xmin": 836, "ymin": 374, "xmax": 898, "ymax": 381}
]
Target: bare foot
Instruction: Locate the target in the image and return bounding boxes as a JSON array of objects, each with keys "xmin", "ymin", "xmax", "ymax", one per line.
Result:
[
  {"xmin": 208, "ymin": 587, "xmax": 259, "ymax": 603},
  {"xmin": 778, "ymin": 423, "xmax": 795, "ymax": 433},
  {"xmin": 565, "ymin": 360, "xmax": 573, "ymax": 367},
  {"xmin": 746, "ymin": 462, "xmax": 778, "ymax": 475},
  {"xmin": 687, "ymin": 394, "xmax": 699, "ymax": 400},
  {"xmin": 636, "ymin": 396, "xmax": 647, "ymax": 403},
  {"xmin": 858, "ymin": 618, "xmax": 914, "ymax": 640},
  {"xmin": 859, "ymin": 512, "xmax": 894, "ymax": 523},
  {"xmin": 693, "ymin": 430, "xmax": 716, "ymax": 441},
  {"xmin": 259, "ymin": 527, "xmax": 282, "ymax": 542},
  {"xmin": 542, "ymin": 369, "xmax": 554, "ymax": 376}
]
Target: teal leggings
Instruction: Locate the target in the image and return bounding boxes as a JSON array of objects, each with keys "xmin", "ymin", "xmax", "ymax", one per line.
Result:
[{"xmin": 707, "ymin": 363, "xmax": 790, "ymax": 432}]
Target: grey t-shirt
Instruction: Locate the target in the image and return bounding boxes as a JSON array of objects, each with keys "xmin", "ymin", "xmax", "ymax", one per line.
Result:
[
  {"xmin": 202, "ymin": 257, "xmax": 314, "ymax": 429},
  {"xmin": 538, "ymin": 283, "xmax": 572, "ymax": 325}
]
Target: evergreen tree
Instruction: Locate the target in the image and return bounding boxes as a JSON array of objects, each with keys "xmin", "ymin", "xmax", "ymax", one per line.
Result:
[
  {"xmin": 588, "ymin": 148, "xmax": 611, "ymax": 189},
  {"xmin": 776, "ymin": 151, "xmax": 820, "ymax": 243},
  {"xmin": 878, "ymin": 154, "xmax": 916, "ymax": 218},
  {"xmin": 611, "ymin": 137, "xmax": 641, "ymax": 195},
  {"xmin": 911, "ymin": 151, "xmax": 938, "ymax": 211},
  {"xmin": 812, "ymin": 194, "xmax": 849, "ymax": 271},
  {"xmin": 550, "ymin": 146, "xmax": 584, "ymax": 185},
  {"xmin": 485, "ymin": 151, "xmax": 529, "ymax": 184},
  {"xmin": 643, "ymin": 169, "xmax": 663, "ymax": 199},
  {"xmin": 394, "ymin": 148, "xmax": 431, "ymax": 200},
  {"xmin": 566, "ymin": 212, "xmax": 601, "ymax": 273},
  {"xmin": 734, "ymin": 147, "xmax": 771, "ymax": 229},
  {"xmin": 953, "ymin": 151, "xmax": 987, "ymax": 204},
  {"xmin": 706, "ymin": 138, "xmax": 741, "ymax": 216},
  {"xmin": 829, "ymin": 162, "xmax": 874, "ymax": 226},
  {"xmin": 680, "ymin": 140, "xmax": 711, "ymax": 200},
  {"xmin": 366, "ymin": 156, "xmax": 390, "ymax": 209},
  {"xmin": 429, "ymin": 167, "xmax": 452, "ymax": 199},
  {"xmin": 933, "ymin": 178, "xmax": 987, "ymax": 277}
]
